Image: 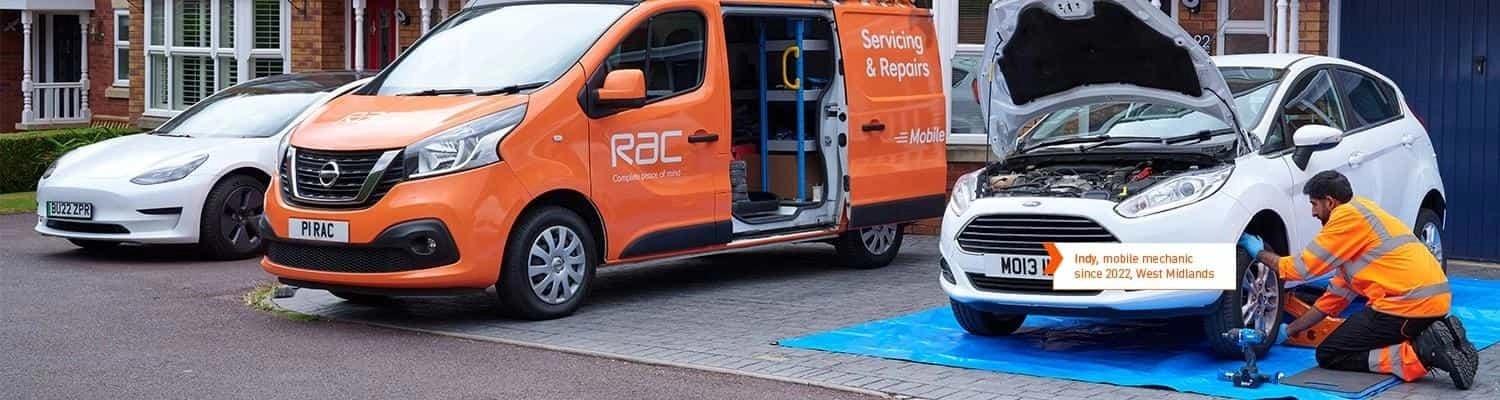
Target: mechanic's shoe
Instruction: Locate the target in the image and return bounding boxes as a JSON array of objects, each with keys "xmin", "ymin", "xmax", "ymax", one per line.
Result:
[
  {"xmin": 1444, "ymin": 316, "xmax": 1480, "ymax": 389},
  {"xmin": 1415, "ymin": 319, "xmax": 1476, "ymax": 390}
]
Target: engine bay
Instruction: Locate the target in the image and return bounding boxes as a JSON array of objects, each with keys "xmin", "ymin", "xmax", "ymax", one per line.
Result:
[{"xmin": 977, "ymin": 155, "xmax": 1228, "ymax": 202}]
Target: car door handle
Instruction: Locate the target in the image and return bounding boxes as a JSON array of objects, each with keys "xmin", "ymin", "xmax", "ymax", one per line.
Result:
[
  {"xmin": 687, "ymin": 132, "xmax": 719, "ymax": 143},
  {"xmin": 1348, "ymin": 152, "xmax": 1366, "ymax": 166},
  {"xmin": 1401, "ymin": 133, "xmax": 1416, "ymax": 147},
  {"xmin": 861, "ymin": 120, "xmax": 886, "ymax": 132}
]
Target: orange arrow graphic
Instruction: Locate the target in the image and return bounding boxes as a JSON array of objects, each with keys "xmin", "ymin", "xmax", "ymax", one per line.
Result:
[{"xmin": 1043, "ymin": 242, "xmax": 1062, "ymax": 276}]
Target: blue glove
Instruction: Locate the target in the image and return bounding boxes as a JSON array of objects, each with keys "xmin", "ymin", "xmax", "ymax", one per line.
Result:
[{"xmin": 1238, "ymin": 233, "xmax": 1265, "ymax": 256}]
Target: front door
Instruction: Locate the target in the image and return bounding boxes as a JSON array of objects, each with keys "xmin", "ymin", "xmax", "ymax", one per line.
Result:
[
  {"xmin": 35, "ymin": 14, "xmax": 82, "ymax": 83},
  {"xmin": 361, "ymin": 0, "xmax": 400, "ymax": 70},
  {"xmin": 584, "ymin": 1, "xmax": 730, "ymax": 260},
  {"xmin": 1276, "ymin": 67, "xmax": 1381, "ymax": 247},
  {"xmin": 833, "ymin": 2, "xmax": 947, "ymax": 228}
]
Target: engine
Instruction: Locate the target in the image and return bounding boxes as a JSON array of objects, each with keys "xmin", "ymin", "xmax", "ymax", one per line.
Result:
[{"xmin": 979, "ymin": 159, "xmax": 1217, "ymax": 202}]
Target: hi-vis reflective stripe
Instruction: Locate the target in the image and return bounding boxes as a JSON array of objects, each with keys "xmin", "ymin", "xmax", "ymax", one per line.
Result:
[
  {"xmin": 1389, "ymin": 282, "xmax": 1452, "ymax": 301},
  {"xmin": 1369, "ymin": 344, "xmax": 1420, "ymax": 380},
  {"xmin": 1342, "ymin": 234, "xmax": 1422, "ymax": 280},
  {"xmin": 1326, "ymin": 283, "xmax": 1358, "ymax": 300},
  {"xmin": 1352, "ymin": 201, "xmax": 1394, "ymax": 241},
  {"xmin": 1299, "ymin": 243, "xmax": 1339, "ymax": 278}
]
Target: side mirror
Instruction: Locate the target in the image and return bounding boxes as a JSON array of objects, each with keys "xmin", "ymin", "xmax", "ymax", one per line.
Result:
[
  {"xmin": 1291, "ymin": 124, "xmax": 1343, "ymax": 170},
  {"xmin": 595, "ymin": 69, "xmax": 646, "ymax": 108}
]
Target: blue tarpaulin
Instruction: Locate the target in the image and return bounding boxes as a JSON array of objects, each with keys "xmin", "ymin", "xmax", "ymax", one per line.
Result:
[{"xmin": 780, "ymin": 278, "xmax": 1500, "ymax": 399}]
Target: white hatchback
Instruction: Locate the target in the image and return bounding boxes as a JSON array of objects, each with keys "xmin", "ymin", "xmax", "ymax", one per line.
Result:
[
  {"xmin": 941, "ymin": 0, "xmax": 1446, "ymax": 357},
  {"xmin": 36, "ymin": 72, "xmax": 369, "ymax": 259}
]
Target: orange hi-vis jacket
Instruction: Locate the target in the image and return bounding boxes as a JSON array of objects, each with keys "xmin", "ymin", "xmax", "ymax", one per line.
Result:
[{"xmin": 1278, "ymin": 197, "xmax": 1450, "ymax": 318}]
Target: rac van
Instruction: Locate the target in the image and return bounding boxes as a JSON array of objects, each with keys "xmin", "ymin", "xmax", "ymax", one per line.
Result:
[{"xmin": 260, "ymin": 0, "xmax": 947, "ymax": 319}]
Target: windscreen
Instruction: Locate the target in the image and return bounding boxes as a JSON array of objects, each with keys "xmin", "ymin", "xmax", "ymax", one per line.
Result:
[
  {"xmin": 368, "ymin": 3, "xmax": 630, "ymax": 95},
  {"xmin": 154, "ymin": 91, "xmax": 324, "ymax": 138}
]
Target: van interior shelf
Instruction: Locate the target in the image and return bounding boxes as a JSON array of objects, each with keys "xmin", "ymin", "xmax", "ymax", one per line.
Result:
[
  {"xmin": 733, "ymin": 89, "xmax": 825, "ymax": 102},
  {"xmin": 764, "ymin": 39, "xmax": 829, "ymax": 52},
  {"xmin": 766, "ymin": 139, "xmax": 820, "ymax": 153}
]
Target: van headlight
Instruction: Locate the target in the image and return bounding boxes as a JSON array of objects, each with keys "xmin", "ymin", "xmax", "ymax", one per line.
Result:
[
  {"xmin": 949, "ymin": 170, "xmax": 981, "ymax": 216},
  {"xmin": 131, "ymin": 154, "xmax": 209, "ymax": 185},
  {"xmin": 1115, "ymin": 165, "xmax": 1233, "ymax": 218},
  {"xmin": 404, "ymin": 105, "xmax": 526, "ymax": 179}
]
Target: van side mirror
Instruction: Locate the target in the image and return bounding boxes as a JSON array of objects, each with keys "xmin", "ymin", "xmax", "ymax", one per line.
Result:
[
  {"xmin": 595, "ymin": 69, "xmax": 646, "ymax": 108},
  {"xmin": 1291, "ymin": 124, "xmax": 1343, "ymax": 170}
]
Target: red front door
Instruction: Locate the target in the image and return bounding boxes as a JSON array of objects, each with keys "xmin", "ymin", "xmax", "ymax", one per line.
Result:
[{"xmin": 358, "ymin": 0, "xmax": 400, "ymax": 70}]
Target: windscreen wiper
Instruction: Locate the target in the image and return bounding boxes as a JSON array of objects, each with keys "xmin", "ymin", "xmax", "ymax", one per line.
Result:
[
  {"xmin": 474, "ymin": 81, "xmax": 548, "ymax": 96},
  {"xmin": 1021, "ymin": 135, "xmax": 1114, "ymax": 153},
  {"xmin": 1163, "ymin": 129, "xmax": 1237, "ymax": 145},
  {"xmin": 396, "ymin": 88, "xmax": 476, "ymax": 96},
  {"xmin": 1078, "ymin": 136, "xmax": 1168, "ymax": 152}
]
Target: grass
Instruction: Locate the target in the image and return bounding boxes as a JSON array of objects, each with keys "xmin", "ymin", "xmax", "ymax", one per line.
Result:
[
  {"xmin": 0, "ymin": 192, "xmax": 36, "ymax": 215},
  {"xmin": 243, "ymin": 281, "xmax": 319, "ymax": 322}
]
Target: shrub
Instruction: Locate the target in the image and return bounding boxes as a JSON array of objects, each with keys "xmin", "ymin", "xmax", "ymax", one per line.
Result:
[{"xmin": 0, "ymin": 127, "xmax": 140, "ymax": 193}]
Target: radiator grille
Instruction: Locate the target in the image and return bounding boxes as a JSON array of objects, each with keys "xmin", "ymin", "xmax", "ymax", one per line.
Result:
[
  {"xmin": 266, "ymin": 241, "xmax": 429, "ymax": 273},
  {"xmin": 956, "ymin": 214, "xmax": 1117, "ymax": 255},
  {"xmin": 280, "ymin": 148, "xmax": 404, "ymax": 209}
]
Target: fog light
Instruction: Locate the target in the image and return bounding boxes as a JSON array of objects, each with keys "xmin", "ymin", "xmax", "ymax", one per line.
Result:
[
  {"xmin": 410, "ymin": 236, "xmax": 438, "ymax": 256},
  {"xmin": 940, "ymin": 259, "xmax": 956, "ymax": 285}
]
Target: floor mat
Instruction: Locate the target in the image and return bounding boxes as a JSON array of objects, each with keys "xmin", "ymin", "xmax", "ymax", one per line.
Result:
[
  {"xmin": 1282, "ymin": 368, "xmax": 1396, "ymax": 397},
  {"xmin": 780, "ymin": 277, "xmax": 1500, "ymax": 400}
]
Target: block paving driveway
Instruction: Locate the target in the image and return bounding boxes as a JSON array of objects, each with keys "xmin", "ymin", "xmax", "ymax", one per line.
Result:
[{"xmin": 279, "ymin": 235, "xmax": 1499, "ymax": 400}]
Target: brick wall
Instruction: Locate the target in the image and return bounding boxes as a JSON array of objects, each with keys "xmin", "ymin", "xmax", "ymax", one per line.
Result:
[
  {"xmin": 290, "ymin": 0, "xmax": 351, "ymax": 72},
  {"xmin": 1178, "ymin": 0, "xmax": 1220, "ymax": 52},
  {"xmin": 1298, "ymin": 0, "xmax": 1328, "ymax": 55},
  {"xmin": 88, "ymin": 0, "xmax": 129, "ymax": 122},
  {"xmin": 0, "ymin": 11, "xmax": 22, "ymax": 132}
]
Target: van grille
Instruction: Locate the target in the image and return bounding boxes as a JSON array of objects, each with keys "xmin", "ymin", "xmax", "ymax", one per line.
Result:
[
  {"xmin": 280, "ymin": 148, "xmax": 404, "ymax": 209},
  {"xmin": 956, "ymin": 214, "xmax": 1117, "ymax": 255}
]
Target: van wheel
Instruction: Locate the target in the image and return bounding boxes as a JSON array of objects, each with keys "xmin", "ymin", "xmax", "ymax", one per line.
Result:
[
  {"xmin": 68, "ymin": 239, "xmax": 119, "ymax": 250},
  {"xmin": 329, "ymin": 291, "xmax": 389, "ymax": 305},
  {"xmin": 1204, "ymin": 247, "xmax": 1282, "ymax": 359},
  {"xmin": 1414, "ymin": 209, "xmax": 1446, "ymax": 272},
  {"xmin": 836, "ymin": 224, "xmax": 903, "ymax": 269},
  {"xmin": 198, "ymin": 175, "xmax": 267, "ymax": 260},
  {"xmin": 951, "ymin": 299, "xmax": 1025, "ymax": 336},
  {"xmin": 495, "ymin": 206, "xmax": 597, "ymax": 320}
]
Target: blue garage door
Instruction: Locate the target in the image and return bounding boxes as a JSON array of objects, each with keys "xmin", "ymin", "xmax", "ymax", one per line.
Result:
[{"xmin": 1341, "ymin": 0, "xmax": 1498, "ymax": 261}]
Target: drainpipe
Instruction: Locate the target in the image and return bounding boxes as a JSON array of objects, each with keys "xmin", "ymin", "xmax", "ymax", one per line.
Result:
[{"xmin": 1275, "ymin": 0, "xmax": 1289, "ymax": 53}]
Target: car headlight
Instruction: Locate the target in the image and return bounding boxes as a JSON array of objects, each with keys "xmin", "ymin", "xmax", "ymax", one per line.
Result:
[
  {"xmin": 131, "ymin": 154, "xmax": 209, "ymax": 185},
  {"xmin": 41, "ymin": 160, "xmax": 59, "ymax": 180},
  {"xmin": 405, "ymin": 105, "xmax": 526, "ymax": 179},
  {"xmin": 1115, "ymin": 165, "xmax": 1233, "ymax": 218},
  {"xmin": 949, "ymin": 169, "xmax": 981, "ymax": 216}
]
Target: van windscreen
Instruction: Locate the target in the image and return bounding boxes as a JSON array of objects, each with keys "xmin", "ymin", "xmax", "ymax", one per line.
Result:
[{"xmin": 368, "ymin": 3, "xmax": 630, "ymax": 96}]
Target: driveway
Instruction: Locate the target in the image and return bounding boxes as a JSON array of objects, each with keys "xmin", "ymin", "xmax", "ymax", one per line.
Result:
[{"xmin": 0, "ymin": 214, "xmax": 875, "ymax": 400}]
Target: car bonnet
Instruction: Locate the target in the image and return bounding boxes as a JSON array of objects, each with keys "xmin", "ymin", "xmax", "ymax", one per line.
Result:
[{"xmin": 979, "ymin": 0, "xmax": 1237, "ymax": 157}]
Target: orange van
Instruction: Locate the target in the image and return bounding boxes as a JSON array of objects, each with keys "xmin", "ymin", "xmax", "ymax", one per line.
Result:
[{"xmin": 259, "ymin": 0, "xmax": 946, "ymax": 319}]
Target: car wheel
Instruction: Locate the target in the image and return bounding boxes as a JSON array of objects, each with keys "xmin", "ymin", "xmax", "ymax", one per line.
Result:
[
  {"xmin": 329, "ymin": 291, "xmax": 390, "ymax": 305},
  {"xmin": 1205, "ymin": 247, "xmax": 1282, "ymax": 359},
  {"xmin": 67, "ymin": 239, "xmax": 120, "ymax": 250},
  {"xmin": 495, "ymin": 206, "xmax": 597, "ymax": 320},
  {"xmin": 198, "ymin": 175, "xmax": 267, "ymax": 260},
  {"xmin": 835, "ymin": 223, "xmax": 903, "ymax": 269},
  {"xmin": 951, "ymin": 299, "xmax": 1025, "ymax": 336},
  {"xmin": 1414, "ymin": 209, "xmax": 1446, "ymax": 272}
]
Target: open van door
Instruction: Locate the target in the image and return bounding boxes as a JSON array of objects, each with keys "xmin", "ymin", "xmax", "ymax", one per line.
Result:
[{"xmin": 834, "ymin": 2, "xmax": 948, "ymax": 228}]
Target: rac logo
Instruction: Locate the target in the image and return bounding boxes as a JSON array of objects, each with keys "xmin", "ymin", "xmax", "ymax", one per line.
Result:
[{"xmin": 611, "ymin": 131, "xmax": 683, "ymax": 167}]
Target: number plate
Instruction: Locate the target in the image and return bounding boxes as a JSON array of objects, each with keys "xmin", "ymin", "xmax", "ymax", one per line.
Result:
[
  {"xmin": 46, "ymin": 201, "xmax": 93, "ymax": 220},
  {"xmin": 288, "ymin": 218, "xmax": 349, "ymax": 243},
  {"xmin": 981, "ymin": 254, "xmax": 1053, "ymax": 280}
]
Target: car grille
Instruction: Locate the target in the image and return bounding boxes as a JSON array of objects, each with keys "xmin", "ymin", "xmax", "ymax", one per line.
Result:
[
  {"xmin": 280, "ymin": 148, "xmax": 404, "ymax": 209},
  {"xmin": 45, "ymin": 220, "xmax": 129, "ymax": 234},
  {"xmin": 956, "ymin": 214, "xmax": 1118, "ymax": 255},
  {"xmin": 965, "ymin": 273, "xmax": 1101, "ymax": 296},
  {"xmin": 266, "ymin": 241, "xmax": 431, "ymax": 273}
]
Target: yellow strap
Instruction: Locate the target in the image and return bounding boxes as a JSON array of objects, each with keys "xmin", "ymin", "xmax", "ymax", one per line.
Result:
[{"xmin": 781, "ymin": 46, "xmax": 801, "ymax": 90}]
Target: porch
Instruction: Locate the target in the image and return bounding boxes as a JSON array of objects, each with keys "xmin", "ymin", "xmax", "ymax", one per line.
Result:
[{"xmin": 2, "ymin": 1, "xmax": 94, "ymax": 130}]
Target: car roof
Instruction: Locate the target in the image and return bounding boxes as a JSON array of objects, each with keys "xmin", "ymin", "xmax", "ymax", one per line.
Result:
[
  {"xmin": 1211, "ymin": 53, "xmax": 1321, "ymax": 69},
  {"xmin": 225, "ymin": 71, "xmax": 372, "ymax": 96}
]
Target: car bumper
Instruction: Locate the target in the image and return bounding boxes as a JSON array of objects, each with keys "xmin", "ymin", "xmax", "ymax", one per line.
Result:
[
  {"xmin": 260, "ymin": 164, "xmax": 530, "ymax": 290},
  {"xmin": 33, "ymin": 175, "xmax": 212, "ymax": 244},
  {"xmin": 939, "ymin": 195, "xmax": 1253, "ymax": 317}
]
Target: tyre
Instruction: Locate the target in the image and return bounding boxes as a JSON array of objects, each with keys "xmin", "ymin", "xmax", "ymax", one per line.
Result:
[
  {"xmin": 951, "ymin": 299, "xmax": 1025, "ymax": 336},
  {"xmin": 1204, "ymin": 247, "xmax": 1283, "ymax": 358},
  {"xmin": 330, "ymin": 291, "xmax": 389, "ymax": 304},
  {"xmin": 68, "ymin": 239, "xmax": 120, "ymax": 250},
  {"xmin": 198, "ymin": 175, "xmax": 267, "ymax": 260},
  {"xmin": 495, "ymin": 206, "xmax": 598, "ymax": 320},
  {"xmin": 1414, "ymin": 209, "xmax": 1446, "ymax": 272},
  {"xmin": 835, "ymin": 223, "xmax": 903, "ymax": 269}
]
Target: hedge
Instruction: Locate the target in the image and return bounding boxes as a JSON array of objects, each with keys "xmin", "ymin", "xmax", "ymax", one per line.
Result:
[{"xmin": 0, "ymin": 127, "xmax": 140, "ymax": 193}]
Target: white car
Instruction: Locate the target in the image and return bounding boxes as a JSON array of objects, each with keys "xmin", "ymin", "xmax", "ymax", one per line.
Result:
[
  {"xmin": 942, "ymin": 0, "xmax": 1446, "ymax": 357},
  {"xmin": 36, "ymin": 72, "xmax": 370, "ymax": 259}
]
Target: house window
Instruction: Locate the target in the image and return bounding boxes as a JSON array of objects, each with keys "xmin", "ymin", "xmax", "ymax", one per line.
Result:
[
  {"xmin": 113, "ymin": 9, "xmax": 130, "ymax": 86},
  {"xmin": 144, "ymin": 0, "xmax": 288, "ymax": 114},
  {"xmin": 1219, "ymin": 0, "xmax": 1271, "ymax": 55}
]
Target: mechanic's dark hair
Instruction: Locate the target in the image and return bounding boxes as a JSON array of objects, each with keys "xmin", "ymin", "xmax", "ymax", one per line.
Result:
[{"xmin": 1303, "ymin": 170, "xmax": 1354, "ymax": 203}]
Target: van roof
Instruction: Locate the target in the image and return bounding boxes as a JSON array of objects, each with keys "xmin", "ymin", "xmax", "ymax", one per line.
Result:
[{"xmin": 466, "ymin": 0, "xmax": 920, "ymax": 9}]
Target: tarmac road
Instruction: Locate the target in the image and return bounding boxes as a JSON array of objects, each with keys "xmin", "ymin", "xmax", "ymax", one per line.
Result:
[{"xmin": 0, "ymin": 214, "xmax": 875, "ymax": 400}]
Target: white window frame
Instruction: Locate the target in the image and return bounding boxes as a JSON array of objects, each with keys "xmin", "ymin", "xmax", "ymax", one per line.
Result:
[
  {"xmin": 113, "ymin": 9, "xmax": 130, "ymax": 86},
  {"xmin": 143, "ymin": 0, "xmax": 291, "ymax": 117},
  {"xmin": 1217, "ymin": 0, "xmax": 1273, "ymax": 55}
]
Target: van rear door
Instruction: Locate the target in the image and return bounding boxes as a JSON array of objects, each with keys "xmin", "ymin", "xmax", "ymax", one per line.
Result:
[{"xmin": 834, "ymin": 2, "xmax": 947, "ymax": 228}]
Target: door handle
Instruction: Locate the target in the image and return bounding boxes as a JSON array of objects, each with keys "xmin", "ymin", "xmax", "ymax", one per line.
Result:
[
  {"xmin": 1401, "ymin": 133, "xmax": 1416, "ymax": 147},
  {"xmin": 1348, "ymin": 151, "xmax": 1366, "ymax": 166},
  {"xmin": 861, "ymin": 120, "xmax": 886, "ymax": 132},
  {"xmin": 687, "ymin": 132, "xmax": 719, "ymax": 143}
]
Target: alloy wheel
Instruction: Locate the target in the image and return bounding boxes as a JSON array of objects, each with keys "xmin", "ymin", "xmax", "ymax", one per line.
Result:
[
  {"xmin": 1241, "ymin": 261, "xmax": 1279, "ymax": 334},
  {"xmin": 220, "ymin": 186, "xmax": 263, "ymax": 249},
  {"xmin": 527, "ymin": 226, "xmax": 587, "ymax": 305},
  {"xmin": 860, "ymin": 224, "xmax": 898, "ymax": 255},
  {"xmin": 1419, "ymin": 222, "xmax": 1444, "ymax": 264}
]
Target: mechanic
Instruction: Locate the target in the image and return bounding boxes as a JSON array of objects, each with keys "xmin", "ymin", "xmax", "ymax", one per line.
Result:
[{"xmin": 1239, "ymin": 171, "xmax": 1478, "ymax": 389}]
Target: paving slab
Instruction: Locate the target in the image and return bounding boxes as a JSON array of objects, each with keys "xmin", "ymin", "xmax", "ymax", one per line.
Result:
[{"xmin": 277, "ymin": 236, "xmax": 1499, "ymax": 399}]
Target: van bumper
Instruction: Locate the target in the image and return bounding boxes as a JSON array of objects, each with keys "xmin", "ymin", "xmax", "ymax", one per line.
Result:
[{"xmin": 260, "ymin": 164, "xmax": 530, "ymax": 290}]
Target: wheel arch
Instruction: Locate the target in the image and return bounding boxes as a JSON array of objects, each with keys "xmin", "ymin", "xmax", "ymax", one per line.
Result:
[
  {"xmin": 1420, "ymin": 189, "xmax": 1446, "ymax": 218},
  {"xmin": 220, "ymin": 166, "xmax": 272, "ymax": 186},
  {"xmin": 1243, "ymin": 209, "xmax": 1290, "ymax": 256},
  {"xmin": 519, "ymin": 189, "xmax": 607, "ymax": 263}
]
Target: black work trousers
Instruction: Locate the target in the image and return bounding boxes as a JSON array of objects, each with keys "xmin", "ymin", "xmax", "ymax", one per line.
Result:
[{"xmin": 1316, "ymin": 308, "xmax": 1440, "ymax": 372}]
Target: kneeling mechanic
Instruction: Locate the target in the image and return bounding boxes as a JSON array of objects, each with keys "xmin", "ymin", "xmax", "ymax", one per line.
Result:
[{"xmin": 1240, "ymin": 171, "xmax": 1479, "ymax": 389}]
